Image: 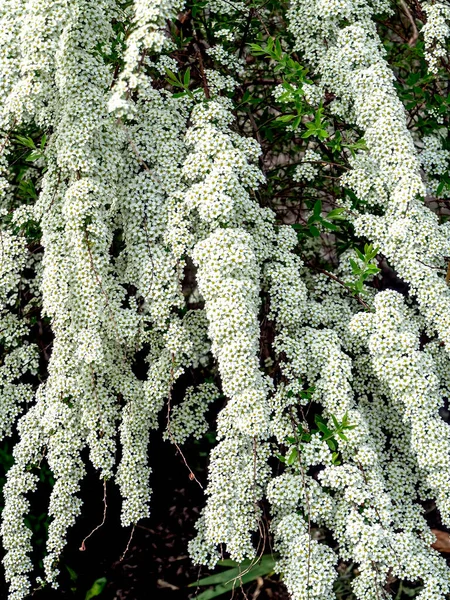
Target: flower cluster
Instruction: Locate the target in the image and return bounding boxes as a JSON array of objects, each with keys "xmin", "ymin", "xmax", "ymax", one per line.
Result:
[
  {"xmin": 1, "ymin": 1, "xmax": 450, "ymax": 599},
  {"xmin": 109, "ymin": 0, "xmax": 184, "ymax": 113},
  {"xmin": 422, "ymin": 2, "xmax": 450, "ymax": 74},
  {"xmin": 293, "ymin": 149, "xmax": 322, "ymax": 182},
  {"xmin": 183, "ymin": 100, "xmax": 275, "ymax": 563}
]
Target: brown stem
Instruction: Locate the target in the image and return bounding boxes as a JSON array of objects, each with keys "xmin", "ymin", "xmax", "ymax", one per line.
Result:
[
  {"xmin": 120, "ymin": 524, "xmax": 136, "ymax": 561},
  {"xmin": 166, "ymin": 353, "xmax": 204, "ymax": 489},
  {"xmin": 307, "ymin": 262, "xmax": 372, "ymax": 311},
  {"xmin": 399, "ymin": 0, "xmax": 420, "ymax": 46},
  {"xmin": 80, "ymin": 479, "xmax": 108, "ymax": 551},
  {"xmin": 194, "ymin": 43, "xmax": 210, "ymax": 99}
]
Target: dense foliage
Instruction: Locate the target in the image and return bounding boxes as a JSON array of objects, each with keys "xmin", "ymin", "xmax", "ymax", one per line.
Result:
[{"xmin": 1, "ymin": 0, "xmax": 450, "ymax": 598}]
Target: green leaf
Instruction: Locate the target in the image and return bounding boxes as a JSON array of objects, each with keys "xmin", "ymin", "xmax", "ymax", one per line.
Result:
[
  {"xmin": 292, "ymin": 114, "xmax": 302, "ymax": 129},
  {"xmin": 26, "ymin": 150, "xmax": 43, "ymax": 162},
  {"xmin": 183, "ymin": 67, "xmax": 191, "ymax": 87},
  {"xmin": 364, "ymin": 244, "xmax": 378, "ymax": 260},
  {"xmin": 331, "ymin": 414, "xmax": 340, "ymax": 430},
  {"xmin": 355, "ymin": 248, "xmax": 365, "ymax": 261},
  {"xmin": 437, "ymin": 174, "xmax": 450, "ymax": 195},
  {"xmin": 331, "ymin": 452, "xmax": 340, "ymax": 465},
  {"xmin": 275, "ymin": 38, "xmax": 282, "ymax": 60},
  {"xmin": 365, "ymin": 264, "xmax": 380, "ymax": 273},
  {"xmin": 85, "ymin": 577, "xmax": 107, "ymax": 600},
  {"xmin": 301, "ymin": 128, "xmax": 315, "ymax": 139},
  {"xmin": 241, "ymin": 90, "xmax": 251, "ymax": 105},
  {"xmin": 191, "ymin": 555, "xmax": 277, "ymax": 599},
  {"xmin": 165, "ymin": 68, "xmax": 178, "ymax": 83},
  {"xmin": 287, "ymin": 447, "xmax": 298, "ymax": 465},
  {"xmin": 249, "ymin": 43, "xmax": 265, "ymax": 56},
  {"xmin": 165, "ymin": 68, "xmax": 184, "ymax": 89},
  {"xmin": 192, "ymin": 0, "xmax": 208, "ymax": 17},
  {"xmin": 317, "ymin": 422, "xmax": 332, "ymax": 436},
  {"xmin": 218, "ymin": 556, "xmax": 275, "ymax": 570},
  {"xmin": 15, "ymin": 135, "xmax": 36, "ymax": 149},
  {"xmin": 354, "ymin": 279, "xmax": 364, "ymax": 293},
  {"xmin": 217, "ymin": 559, "xmax": 239, "ymax": 567},
  {"xmin": 327, "ymin": 208, "xmax": 346, "ymax": 220},
  {"xmin": 349, "ymin": 259, "xmax": 360, "ymax": 275},
  {"xmin": 18, "ymin": 179, "xmax": 37, "ymax": 200},
  {"xmin": 313, "ymin": 200, "xmax": 322, "ymax": 219},
  {"xmin": 300, "ymin": 386, "xmax": 315, "ymax": 398},
  {"xmin": 321, "ymin": 220, "xmax": 338, "ymax": 231},
  {"xmin": 275, "ymin": 113, "xmax": 297, "ymax": 123},
  {"xmin": 326, "ymin": 438, "xmax": 337, "ymax": 451},
  {"xmin": 314, "ymin": 107, "xmax": 324, "ymax": 125},
  {"xmin": 345, "ymin": 137, "xmax": 367, "ymax": 157}
]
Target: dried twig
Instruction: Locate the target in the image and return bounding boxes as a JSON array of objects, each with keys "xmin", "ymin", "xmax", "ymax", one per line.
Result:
[
  {"xmin": 80, "ymin": 479, "xmax": 108, "ymax": 551},
  {"xmin": 120, "ymin": 524, "xmax": 136, "ymax": 561},
  {"xmin": 166, "ymin": 353, "xmax": 204, "ymax": 489}
]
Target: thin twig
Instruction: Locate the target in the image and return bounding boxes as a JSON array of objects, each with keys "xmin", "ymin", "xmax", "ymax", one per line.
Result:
[
  {"xmin": 80, "ymin": 479, "xmax": 108, "ymax": 551},
  {"xmin": 194, "ymin": 43, "xmax": 210, "ymax": 99},
  {"xmin": 307, "ymin": 262, "xmax": 371, "ymax": 311},
  {"xmin": 166, "ymin": 352, "xmax": 204, "ymax": 489},
  {"xmin": 120, "ymin": 524, "xmax": 136, "ymax": 561}
]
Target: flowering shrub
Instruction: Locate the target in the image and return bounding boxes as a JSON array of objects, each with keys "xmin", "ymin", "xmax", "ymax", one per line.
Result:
[{"xmin": 0, "ymin": 0, "xmax": 450, "ymax": 598}]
